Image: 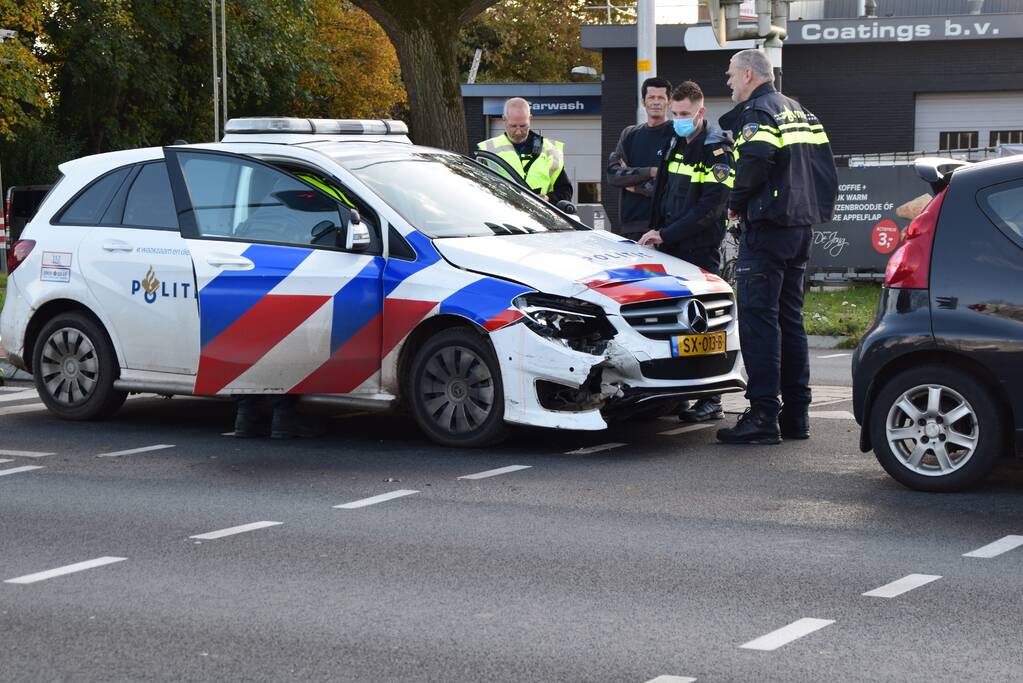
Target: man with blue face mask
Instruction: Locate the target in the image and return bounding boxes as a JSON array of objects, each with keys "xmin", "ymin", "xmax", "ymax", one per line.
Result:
[{"xmin": 640, "ymin": 80, "xmax": 735, "ymax": 423}]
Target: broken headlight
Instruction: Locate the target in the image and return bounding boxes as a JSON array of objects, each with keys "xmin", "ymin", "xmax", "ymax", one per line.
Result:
[{"xmin": 512, "ymin": 293, "xmax": 617, "ymax": 353}]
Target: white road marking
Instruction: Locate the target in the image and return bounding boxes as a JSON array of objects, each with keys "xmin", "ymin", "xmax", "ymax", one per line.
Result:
[
  {"xmin": 0, "ymin": 465, "xmax": 44, "ymax": 477},
  {"xmin": 96, "ymin": 444, "xmax": 175, "ymax": 458},
  {"xmin": 808, "ymin": 397, "xmax": 854, "ymax": 408},
  {"xmin": 189, "ymin": 521, "xmax": 282, "ymax": 540},
  {"xmin": 0, "ymin": 459, "xmax": 10, "ymax": 464},
  {"xmin": 817, "ymin": 353, "xmax": 850, "ymax": 359},
  {"xmin": 963, "ymin": 535, "xmax": 1023, "ymax": 559},
  {"xmin": 0, "ymin": 391, "xmax": 40, "ymax": 404},
  {"xmin": 863, "ymin": 574, "xmax": 941, "ymax": 598},
  {"xmin": 740, "ymin": 618, "xmax": 835, "ymax": 651},
  {"xmin": 659, "ymin": 423, "xmax": 714, "ymax": 436},
  {"xmin": 333, "ymin": 489, "xmax": 419, "ymax": 509},
  {"xmin": 5, "ymin": 556, "xmax": 127, "ymax": 584},
  {"xmin": 0, "ymin": 449, "xmax": 55, "ymax": 458},
  {"xmin": 458, "ymin": 465, "xmax": 532, "ymax": 480},
  {"xmin": 0, "ymin": 386, "xmax": 29, "ymax": 392},
  {"xmin": 564, "ymin": 442, "xmax": 627, "ymax": 455},
  {"xmin": 645, "ymin": 677, "xmax": 697, "ymax": 683},
  {"xmin": 0, "ymin": 403, "xmax": 46, "ymax": 417},
  {"xmin": 808, "ymin": 410, "xmax": 856, "ymax": 420}
]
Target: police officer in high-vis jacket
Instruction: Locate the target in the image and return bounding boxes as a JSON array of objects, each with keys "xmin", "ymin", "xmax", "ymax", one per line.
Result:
[
  {"xmin": 716, "ymin": 49, "xmax": 838, "ymax": 446},
  {"xmin": 477, "ymin": 97, "xmax": 573, "ymax": 204},
  {"xmin": 639, "ymin": 80, "xmax": 735, "ymax": 423}
]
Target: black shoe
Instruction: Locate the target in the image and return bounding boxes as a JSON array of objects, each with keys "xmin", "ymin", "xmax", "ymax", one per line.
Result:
[
  {"xmin": 779, "ymin": 404, "xmax": 810, "ymax": 440},
  {"xmin": 270, "ymin": 411, "xmax": 326, "ymax": 440},
  {"xmin": 716, "ymin": 408, "xmax": 781, "ymax": 445},
  {"xmin": 679, "ymin": 396, "xmax": 724, "ymax": 423},
  {"xmin": 232, "ymin": 397, "xmax": 268, "ymax": 438}
]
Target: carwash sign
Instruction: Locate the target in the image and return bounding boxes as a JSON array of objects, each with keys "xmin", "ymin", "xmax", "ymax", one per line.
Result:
[
  {"xmin": 483, "ymin": 96, "xmax": 602, "ymax": 117},
  {"xmin": 790, "ymin": 14, "xmax": 1023, "ymax": 44}
]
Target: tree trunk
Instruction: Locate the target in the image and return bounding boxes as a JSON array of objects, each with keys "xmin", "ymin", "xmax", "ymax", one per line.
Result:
[{"xmin": 385, "ymin": 23, "xmax": 467, "ymax": 152}]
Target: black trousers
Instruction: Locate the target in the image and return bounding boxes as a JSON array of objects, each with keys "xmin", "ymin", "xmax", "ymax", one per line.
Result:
[{"xmin": 735, "ymin": 224, "xmax": 812, "ymax": 415}]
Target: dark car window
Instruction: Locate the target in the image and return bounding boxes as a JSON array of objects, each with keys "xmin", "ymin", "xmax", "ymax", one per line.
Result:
[
  {"xmin": 979, "ymin": 180, "xmax": 1023, "ymax": 247},
  {"xmin": 55, "ymin": 168, "xmax": 132, "ymax": 225},
  {"xmin": 122, "ymin": 162, "xmax": 179, "ymax": 230}
]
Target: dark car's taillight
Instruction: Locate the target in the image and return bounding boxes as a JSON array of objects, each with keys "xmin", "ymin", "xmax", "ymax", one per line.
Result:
[
  {"xmin": 885, "ymin": 188, "xmax": 947, "ymax": 289},
  {"xmin": 7, "ymin": 239, "xmax": 36, "ymax": 274}
]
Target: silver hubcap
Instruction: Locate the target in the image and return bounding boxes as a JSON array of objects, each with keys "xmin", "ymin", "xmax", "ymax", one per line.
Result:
[
  {"xmin": 39, "ymin": 327, "xmax": 99, "ymax": 406},
  {"xmin": 885, "ymin": 384, "xmax": 979, "ymax": 477},
  {"xmin": 419, "ymin": 346, "xmax": 495, "ymax": 435}
]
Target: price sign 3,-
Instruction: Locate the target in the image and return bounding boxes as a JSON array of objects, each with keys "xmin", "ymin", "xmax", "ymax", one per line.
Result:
[{"xmin": 872, "ymin": 219, "xmax": 901, "ymax": 254}]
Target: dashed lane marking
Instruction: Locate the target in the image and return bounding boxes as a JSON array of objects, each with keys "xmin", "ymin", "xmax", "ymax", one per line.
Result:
[
  {"xmin": 740, "ymin": 618, "xmax": 835, "ymax": 651},
  {"xmin": 963, "ymin": 535, "xmax": 1023, "ymax": 559},
  {"xmin": 817, "ymin": 353, "xmax": 850, "ymax": 359},
  {"xmin": 0, "ymin": 459, "xmax": 11, "ymax": 464},
  {"xmin": 808, "ymin": 410, "xmax": 856, "ymax": 420},
  {"xmin": 0, "ymin": 386, "xmax": 29, "ymax": 393},
  {"xmin": 189, "ymin": 521, "xmax": 283, "ymax": 540},
  {"xmin": 0, "ymin": 391, "xmax": 41, "ymax": 404},
  {"xmin": 658, "ymin": 423, "xmax": 714, "ymax": 436},
  {"xmin": 863, "ymin": 574, "xmax": 942, "ymax": 598},
  {"xmin": 0, "ymin": 403, "xmax": 47, "ymax": 417},
  {"xmin": 645, "ymin": 677, "xmax": 697, "ymax": 683},
  {"xmin": 0, "ymin": 449, "xmax": 54, "ymax": 458},
  {"xmin": 333, "ymin": 489, "xmax": 419, "ymax": 509},
  {"xmin": 564, "ymin": 442, "xmax": 627, "ymax": 455},
  {"xmin": 458, "ymin": 465, "xmax": 532, "ymax": 480},
  {"xmin": 96, "ymin": 444, "xmax": 175, "ymax": 458},
  {"xmin": 0, "ymin": 465, "xmax": 44, "ymax": 478},
  {"xmin": 5, "ymin": 557, "xmax": 127, "ymax": 585}
]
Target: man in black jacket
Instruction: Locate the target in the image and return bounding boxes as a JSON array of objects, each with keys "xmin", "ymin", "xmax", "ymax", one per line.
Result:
[
  {"xmin": 606, "ymin": 77, "xmax": 674, "ymax": 241},
  {"xmin": 639, "ymin": 80, "xmax": 735, "ymax": 422},
  {"xmin": 715, "ymin": 49, "xmax": 839, "ymax": 446}
]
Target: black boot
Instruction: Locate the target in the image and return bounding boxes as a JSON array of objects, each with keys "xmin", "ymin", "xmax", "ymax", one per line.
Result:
[
  {"xmin": 232, "ymin": 396, "xmax": 268, "ymax": 438},
  {"xmin": 716, "ymin": 407, "xmax": 781, "ymax": 445},
  {"xmin": 779, "ymin": 404, "xmax": 810, "ymax": 440},
  {"xmin": 270, "ymin": 396, "xmax": 325, "ymax": 440},
  {"xmin": 678, "ymin": 396, "xmax": 724, "ymax": 423}
]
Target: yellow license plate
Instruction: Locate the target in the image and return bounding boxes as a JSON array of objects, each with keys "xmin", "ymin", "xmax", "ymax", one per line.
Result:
[{"xmin": 671, "ymin": 331, "xmax": 726, "ymax": 357}]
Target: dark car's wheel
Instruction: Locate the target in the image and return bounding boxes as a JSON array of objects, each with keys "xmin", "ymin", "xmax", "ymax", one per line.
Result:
[
  {"xmin": 869, "ymin": 365, "xmax": 1003, "ymax": 492},
  {"xmin": 32, "ymin": 312, "xmax": 127, "ymax": 420},
  {"xmin": 407, "ymin": 328, "xmax": 508, "ymax": 448}
]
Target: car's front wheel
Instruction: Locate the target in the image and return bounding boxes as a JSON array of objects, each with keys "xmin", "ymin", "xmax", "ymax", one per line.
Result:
[
  {"xmin": 869, "ymin": 365, "xmax": 1003, "ymax": 492},
  {"xmin": 32, "ymin": 312, "xmax": 127, "ymax": 420},
  {"xmin": 407, "ymin": 328, "xmax": 508, "ymax": 448}
]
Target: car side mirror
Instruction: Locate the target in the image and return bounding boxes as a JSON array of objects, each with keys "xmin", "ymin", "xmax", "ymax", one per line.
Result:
[
  {"xmin": 556, "ymin": 200, "xmax": 577, "ymax": 215},
  {"xmin": 344, "ymin": 209, "xmax": 371, "ymax": 251}
]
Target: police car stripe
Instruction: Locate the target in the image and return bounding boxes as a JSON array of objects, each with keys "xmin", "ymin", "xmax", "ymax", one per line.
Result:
[
  {"xmin": 634, "ymin": 276, "xmax": 694, "ymax": 299},
  {"xmin": 329, "ymin": 258, "xmax": 384, "ymax": 353},
  {"xmin": 288, "ymin": 309, "xmax": 384, "ymax": 394},
  {"xmin": 199, "ymin": 244, "xmax": 313, "ymax": 348},
  {"xmin": 439, "ymin": 278, "xmax": 533, "ymax": 327},
  {"xmin": 195, "ymin": 293, "xmax": 331, "ymax": 395},
  {"xmin": 383, "ymin": 231, "xmax": 442, "ymax": 297}
]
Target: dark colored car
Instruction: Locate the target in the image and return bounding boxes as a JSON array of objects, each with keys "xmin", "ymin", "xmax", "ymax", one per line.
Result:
[
  {"xmin": 853, "ymin": 155, "xmax": 1023, "ymax": 492},
  {"xmin": 4, "ymin": 184, "xmax": 51, "ymax": 271}
]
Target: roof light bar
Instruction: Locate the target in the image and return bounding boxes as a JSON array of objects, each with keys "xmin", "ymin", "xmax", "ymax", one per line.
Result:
[{"xmin": 224, "ymin": 117, "xmax": 409, "ymax": 136}]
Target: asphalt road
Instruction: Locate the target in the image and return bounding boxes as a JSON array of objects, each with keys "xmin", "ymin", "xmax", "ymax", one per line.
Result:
[{"xmin": 2, "ymin": 358, "xmax": 1022, "ymax": 682}]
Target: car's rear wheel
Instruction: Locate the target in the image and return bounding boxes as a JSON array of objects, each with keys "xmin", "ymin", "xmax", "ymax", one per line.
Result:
[
  {"xmin": 869, "ymin": 365, "xmax": 1002, "ymax": 492},
  {"xmin": 32, "ymin": 312, "xmax": 127, "ymax": 420},
  {"xmin": 407, "ymin": 328, "xmax": 508, "ymax": 448}
]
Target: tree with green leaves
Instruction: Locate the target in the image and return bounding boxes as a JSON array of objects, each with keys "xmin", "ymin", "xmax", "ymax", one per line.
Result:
[{"xmin": 0, "ymin": 0, "xmax": 48, "ymax": 139}]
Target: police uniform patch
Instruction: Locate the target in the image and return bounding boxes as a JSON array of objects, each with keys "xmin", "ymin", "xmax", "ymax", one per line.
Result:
[
  {"xmin": 712, "ymin": 163, "xmax": 730, "ymax": 182},
  {"xmin": 712, "ymin": 148, "xmax": 724, "ymax": 157},
  {"xmin": 741, "ymin": 122, "xmax": 759, "ymax": 141}
]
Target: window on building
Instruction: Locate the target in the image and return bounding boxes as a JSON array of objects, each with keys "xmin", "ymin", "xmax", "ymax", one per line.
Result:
[
  {"xmin": 577, "ymin": 182, "xmax": 601, "ymax": 204},
  {"xmin": 939, "ymin": 131, "xmax": 979, "ymax": 151},
  {"xmin": 990, "ymin": 130, "xmax": 1023, "ymax": 147}
]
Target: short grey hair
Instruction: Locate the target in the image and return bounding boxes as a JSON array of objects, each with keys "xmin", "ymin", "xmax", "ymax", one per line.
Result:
[
  {"xmin": 731, "ymin": 49, "xmax": 775, "ymax": 82},
  {"xmin": 503, "ymin": 97, "xmax": 532, "ymax": 118}
]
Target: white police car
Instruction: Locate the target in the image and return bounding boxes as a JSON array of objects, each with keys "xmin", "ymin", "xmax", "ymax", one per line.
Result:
[{"xmin": 0, "ymin": 118, "xmax": 744, "ymax": 446}]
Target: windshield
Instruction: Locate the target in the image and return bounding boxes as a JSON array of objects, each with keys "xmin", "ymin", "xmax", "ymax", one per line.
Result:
[{"xmin": 335, "ymin": 150, "xmax": 584, "ymax": 238}]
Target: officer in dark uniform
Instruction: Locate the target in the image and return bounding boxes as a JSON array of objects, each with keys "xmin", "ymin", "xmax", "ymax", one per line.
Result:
[
  {"xmin": 639, "ymin": 80, "xmax": 735, "ymax": 422},
  {"xmin": 715, "ymin": 49, "xmax": 838, "ymax": 445}
]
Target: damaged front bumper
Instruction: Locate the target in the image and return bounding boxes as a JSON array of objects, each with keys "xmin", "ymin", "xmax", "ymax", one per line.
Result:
[{"xmin": 489, "ymin": 319, "xmax": 745, "ymax": 431}]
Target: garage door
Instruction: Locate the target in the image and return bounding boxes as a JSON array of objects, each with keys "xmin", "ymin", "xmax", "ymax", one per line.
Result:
[
  {"xmin": 489, "ymin": 116, "xmax": 601, "ymax": 203},
  {"xmin": 915, "ymin": 92, "xmax": 1023, "ymax": 152}
]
